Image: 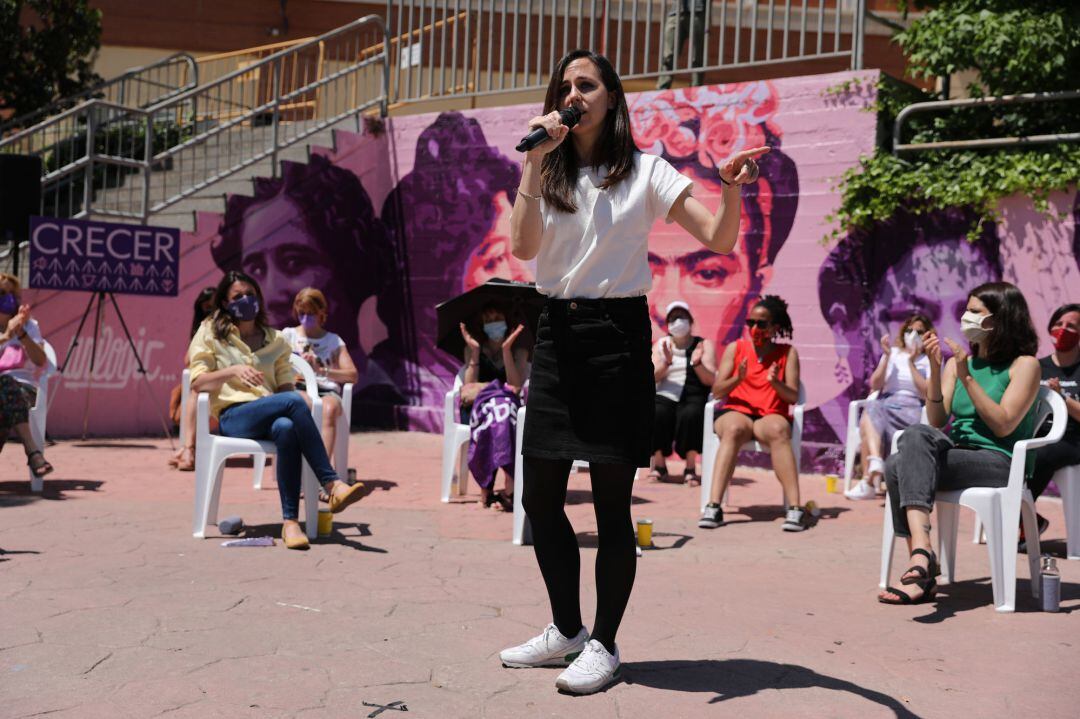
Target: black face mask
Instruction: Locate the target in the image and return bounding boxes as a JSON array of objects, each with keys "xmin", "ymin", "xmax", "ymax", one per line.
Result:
[{"xmin": 226, "ymin": 294, "xmax": 259, "ymax": 322}]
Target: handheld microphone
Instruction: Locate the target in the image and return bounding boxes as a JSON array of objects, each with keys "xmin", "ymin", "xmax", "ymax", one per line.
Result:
[{"xmin": 515, "ymin": 106, "xmax": 582, "ymax": 153}]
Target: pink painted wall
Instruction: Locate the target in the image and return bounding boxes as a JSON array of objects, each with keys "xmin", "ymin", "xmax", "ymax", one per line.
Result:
[{"xmin": 22, "ymin": 68, "xmax": 1079, "ymax": 470}]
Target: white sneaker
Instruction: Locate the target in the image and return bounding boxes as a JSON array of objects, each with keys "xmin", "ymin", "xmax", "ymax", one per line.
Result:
[
  {"xmin": 844, "ymin": 479, "xmax": 877, "ymax": 501},
  {"xmin": 782, "ymin": 506, "xmax": 808, "ymax": 532},
  {"xmin": 500, "ymin": 624, "xmax": 588, "ymax": 668},
  {"xmin": 555, "ymin": 639, "xmax": 621, "ymax": 694}
]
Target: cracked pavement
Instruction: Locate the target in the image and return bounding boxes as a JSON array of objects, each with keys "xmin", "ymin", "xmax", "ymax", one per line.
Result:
[{"xmin": 1, "ymin": 431, "xmax": 1078, "ymax": 718}]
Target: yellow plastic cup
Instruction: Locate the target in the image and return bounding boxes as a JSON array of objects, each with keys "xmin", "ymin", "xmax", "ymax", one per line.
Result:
[
  {"xmin": 317, "ymin": 509, "xmax": 333, "ymax": 537},
  {"xmin": 636, "ymin": 519, "xmax": 654, "ymax": 548},
  {"xmin": 825, "ymin": 475, "xmax": 839, "ymax": 493}
]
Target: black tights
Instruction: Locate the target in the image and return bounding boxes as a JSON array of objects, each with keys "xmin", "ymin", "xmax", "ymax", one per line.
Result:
[{"xmin": 521, "ymin": 456, "xmax": 637, "ymax": 653}]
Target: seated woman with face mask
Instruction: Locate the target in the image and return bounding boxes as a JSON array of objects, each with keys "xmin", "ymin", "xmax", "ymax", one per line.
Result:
[
  {"xmin": 845, "ymin": 314, "xmax": 933, "ymax": 501},
  {"xmin": 650, "ymin": 301, "xmax": 717, "ymax": 484},
  {"xmin": 281, "ymin": 288, "xmax": 360, "ymax": 465},
  {"xmin": 458, "ymin": 303, "xmax": 530, "ymax": 510},
  {"xmin": 878, "ymin": 282, "xmax": 1041, "ymax": 605},
  {"xmin": 188, "ymin": 271, "xmax": 366, "ymax": 549}
]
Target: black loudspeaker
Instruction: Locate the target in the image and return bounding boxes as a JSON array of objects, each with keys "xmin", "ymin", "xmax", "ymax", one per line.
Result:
[{"xmin": 0, "ymin": 154, "xmax": 42, "ymax": 245}]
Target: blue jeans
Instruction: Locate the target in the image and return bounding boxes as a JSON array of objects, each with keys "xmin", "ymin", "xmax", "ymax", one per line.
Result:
[{"xmin": 218, "ymin": 393, "xmax": 338, "ymax": 520}]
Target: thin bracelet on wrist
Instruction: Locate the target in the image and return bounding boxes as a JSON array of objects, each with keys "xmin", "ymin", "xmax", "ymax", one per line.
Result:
[{"xmin": 517, "ymin": 188, "xmax": 542, "ymax": 201}]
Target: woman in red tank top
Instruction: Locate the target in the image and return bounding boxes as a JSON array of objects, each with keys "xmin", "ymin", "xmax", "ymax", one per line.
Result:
[{"xmin": 698, "ymin": 296, "xmax": 807, "ymax": 532}]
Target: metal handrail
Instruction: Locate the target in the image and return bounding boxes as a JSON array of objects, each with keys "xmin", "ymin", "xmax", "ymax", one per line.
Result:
[
  {"xmin": 384, "ymin": 0, "xmax": 868, "ymax": 104},
  {"xmin": 892, "ymin": 90, "xmax": 1080, "ymax": 155},
  {"xmin": 7, "ymin": 15, "xmax": 388, "ymax": 226},
  {"xmin": 0, "ymin": 52, "xmax": 198, "ymax": 136}
]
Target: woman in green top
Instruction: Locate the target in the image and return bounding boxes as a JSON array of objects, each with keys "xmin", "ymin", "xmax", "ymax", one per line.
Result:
[{"xmin": 878, "ymin": 282, "xmax": 1041, "ymax": 605}]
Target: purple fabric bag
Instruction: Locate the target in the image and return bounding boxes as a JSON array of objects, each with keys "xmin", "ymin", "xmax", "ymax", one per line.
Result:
[{"xmin": 467, "ymin": 380, "xmax": 520, "ymax": 490}]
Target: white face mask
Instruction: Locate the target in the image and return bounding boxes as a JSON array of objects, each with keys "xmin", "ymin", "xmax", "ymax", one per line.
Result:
[
  {"xmin": 668, "ymin": 318, "xmax": 691, "ymax": 338},
  {"xmin": 904, "ymin": 329, "xmax": 923, "ymax": 352},
  {"xmin": 483, "ymin": 320, "xmax": 507, "ymax": 342},
  {"xmin": 960, "ymin": 311, "xmax": 992, "ymax": 344}
]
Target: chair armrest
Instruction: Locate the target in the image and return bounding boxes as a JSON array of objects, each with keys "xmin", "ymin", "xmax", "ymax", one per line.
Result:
[
  {"xmin": 197, "ymin": 392, "xmax": 211, "ymax": 435},
  {"xmin": 444, "ymin": 388, "xmax": 459, "ymax": 427}
]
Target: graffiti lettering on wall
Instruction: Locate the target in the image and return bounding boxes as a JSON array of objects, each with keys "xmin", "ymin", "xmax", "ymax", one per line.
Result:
[{"xmin": 61, "ymin": 326, "xmax": 168, "ymax": 390}]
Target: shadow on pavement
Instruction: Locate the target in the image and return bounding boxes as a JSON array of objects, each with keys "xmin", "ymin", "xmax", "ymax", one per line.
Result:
[
  {"xmin": 229, "ymin": 522, "xmax": 390, "ymax": 554},
  {"xmin": 0, "ymin": 547, "xmax": 41, "ymax": 563},
  {"xmin": 0, "ymin": 479, "xmax": 105, "ymax": 504},
  {"xmin": 623, "ymin": 658, "xmax": 921, "ymax": 717},
  {"xmin": 911, "ymin": 576, "xmax": 1080, "ymax": 623},
  {"xmin": 573, "ymin": 529, "xmax": 693, "ymax": 551},
  {"xmin": 723, "ymin": 504, "xmax": 849, "ymax": 526}
]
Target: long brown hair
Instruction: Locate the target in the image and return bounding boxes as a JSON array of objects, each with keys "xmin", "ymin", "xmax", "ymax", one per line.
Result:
[
  {"xmin": 211, "ymin": 270, "xmax": 270, "ymax": 341},
  {"xmin": 969, "ymin": 282, "xmax": 1038, "ymax": 363},
  {"xmin": 540, "ymin": 50, "xmax": 637, "ymax": 213}
]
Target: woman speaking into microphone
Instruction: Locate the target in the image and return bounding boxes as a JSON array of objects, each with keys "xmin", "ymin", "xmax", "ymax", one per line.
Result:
[{"xmin": 501, "ymin": 49, "xmax": 767, "ymax": 693}]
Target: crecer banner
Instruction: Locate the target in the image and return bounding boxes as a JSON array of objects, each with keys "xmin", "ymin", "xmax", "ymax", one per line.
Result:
[{"xmin": 29, "ymin": 216, "xmax": 180, "ymax": 297}]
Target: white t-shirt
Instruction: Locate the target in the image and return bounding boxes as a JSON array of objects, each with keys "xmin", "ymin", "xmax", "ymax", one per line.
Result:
[
  {"xmin": 882, "ymin": 347, "xmax": 930, "ymax": 398},
  {"xmin": 1, "ymin": 318, "xmax": 44, "ymax": 387},
  {"xmin": 281, "ymin": 326, "xmax": 346, "ymax": 393},
  {"xmin": 655, "ymin": 338, "xmax": 689, "ymax": 402},
  {"xmin": 535, "ymin": 152, "xmax": 693, "ymax": 299}
]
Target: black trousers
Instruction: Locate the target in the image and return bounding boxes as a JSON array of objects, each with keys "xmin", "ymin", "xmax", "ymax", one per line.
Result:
[
  {"xmin": 651, "ymin": 394, "xmax": 706, "ymax": 458},
  {"xmin": 1030, "ymin": 438, "xmax": 1080, "ymax": 500}
]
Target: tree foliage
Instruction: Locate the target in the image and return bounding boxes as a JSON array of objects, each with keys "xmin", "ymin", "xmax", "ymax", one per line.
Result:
[
  {"xmin": 0, "ymin": 0, "xmax": 103, "ymax": 122},
  {"xmin": 827, "ymin": 1, "xmax": 1080, "ymax": 242}
]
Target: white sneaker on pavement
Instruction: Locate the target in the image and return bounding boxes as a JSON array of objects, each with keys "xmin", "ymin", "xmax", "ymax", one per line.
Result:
[
  {"xmin": 500, "ymin": 623, "xmax": 588, "ymax": 668},
  {"xmin": 555, "ymin": 639, "xmax": 621, "ymax": 694},
  {"xmin": 844, "ymin": 479, "xmax": 877, "ymax": 501}
]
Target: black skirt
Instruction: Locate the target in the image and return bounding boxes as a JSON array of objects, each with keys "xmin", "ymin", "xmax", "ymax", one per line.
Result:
[{"xmin": 522, "ymin": 296, "xmax": 655, "ymax": 467}]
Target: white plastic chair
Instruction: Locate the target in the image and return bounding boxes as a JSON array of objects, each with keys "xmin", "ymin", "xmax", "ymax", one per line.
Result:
[
  {"xmin": 510, "ymin": 405, "xmax": 589, "ymax": 545},
  {"xmin": 191, "ymin": 354, "xmax": 324, "ymax": 540},
  {"xmin": 182, "ymin": 368, "xmax": 267, "ymax": 488},
  {"xmin": 440, "ymin": 370, "xmax": 472, "ymax": 503},
  {"xmin": 1055, "ymin": 464, "xmax": 1080, "ymax": 560},
  {"xmin": 844, "ymin": 392, "xmax": 929, "ymax": 494},
  {"xmin": 879, "ymin": 387, "xmax": 1066, "ymax": 612},
  {"xmin": 973, "ymin": 463, "xmax": 1080, "ymax": 560},
  {"xmin": 699, "ymin": 382, "xmax": 806, "ymax": 512},
  {"xmin": 843, "ymin": 390, "xmax": 879, "ymax": 494},
  {"xmin": 27, "ymin": 341, "xmax": 58, "ymax": 493}
]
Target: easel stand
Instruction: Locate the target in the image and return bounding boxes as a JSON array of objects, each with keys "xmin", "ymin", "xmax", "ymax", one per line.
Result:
[{"xmin": 59, "ymin": 290, "xmax": 174, "ymax": 443}]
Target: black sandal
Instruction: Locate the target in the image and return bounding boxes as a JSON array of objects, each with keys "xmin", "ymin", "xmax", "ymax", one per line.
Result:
[
  {"xmin": 493, "ymin": 491, "xmax": 514, "ymax": 512},
  {"xmin": 879, "ymin": 579, "xmax": 937, "ymax": 605},
  {"xmin": 26, "ymin": 450, "xmax": 54, "ymax": 479},
  {"xmin": 900, "ymin": 548, "xmax": 940, "ymax": 586}
]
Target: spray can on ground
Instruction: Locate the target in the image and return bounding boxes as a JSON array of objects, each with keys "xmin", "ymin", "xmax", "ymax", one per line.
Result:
[{"xmin": 1041, "ymin": 556, "xmax": 1060, "ymax": 613}]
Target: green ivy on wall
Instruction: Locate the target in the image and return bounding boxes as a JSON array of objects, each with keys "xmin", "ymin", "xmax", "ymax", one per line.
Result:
[{"xmin": 825, "ymin": 1, "xmax": 1080, "ymax": 242}]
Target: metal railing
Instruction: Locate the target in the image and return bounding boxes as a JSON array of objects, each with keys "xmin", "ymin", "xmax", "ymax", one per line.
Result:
[
  {"xmin": 893, "ymin": 90, "xmax": 1080, "ymax": 155},
  {"xmin": 384, "ymin": 0, "xmax": 867, "ymax": 103},
  {"xmin": 0, "ymin": 53, "xmax": 198, "ymax": 137},
  {"xmin": 0, "ymin": 15, "xmax": 389, "ymax": 224}
]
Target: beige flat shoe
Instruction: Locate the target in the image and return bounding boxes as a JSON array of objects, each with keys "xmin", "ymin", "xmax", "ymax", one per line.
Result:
[
  {"xmin": 327, "ymin": 481, "xmax": 366, "ymax": 514},
  {"xmin": 281, "ymin": 524, "xmax": 310, "ymax": 550}
]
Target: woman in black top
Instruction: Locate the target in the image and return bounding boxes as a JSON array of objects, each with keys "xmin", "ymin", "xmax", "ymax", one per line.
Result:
[{"xmin": 1029, "ymin": 303, "xmax": 1080, "ymax": 531}]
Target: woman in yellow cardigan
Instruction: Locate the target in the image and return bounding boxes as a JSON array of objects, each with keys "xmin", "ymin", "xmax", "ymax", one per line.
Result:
[{"xmin": 188, "ymin": 271, "xmax": 364, "ymax": 549}]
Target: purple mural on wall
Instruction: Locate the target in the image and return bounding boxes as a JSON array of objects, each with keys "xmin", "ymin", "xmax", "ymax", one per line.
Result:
[
  {"xmin": 29, "ymin": 217, "xmax": 180, "ymax": 297},
  {"xmin": 379, "ymin": 111, "xmax": 525, "ymax": 409},
  {"xmin": 209, "ymin": 154, "xmax": 418, "ymax": 427}
]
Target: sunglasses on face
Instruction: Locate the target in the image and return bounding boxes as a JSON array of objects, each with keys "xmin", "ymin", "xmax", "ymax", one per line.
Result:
[{"xmin": 745, "ymin": 319, "xmax": 770, "ymax": 329}]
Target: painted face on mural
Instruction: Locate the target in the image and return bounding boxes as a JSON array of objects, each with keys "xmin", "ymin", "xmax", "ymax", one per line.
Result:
[
  {"xmin": 236, "ymin": 195, "xmax": 356, "ymax": 336},
  {"xmin": 648, "ymin": 165, "xmax": 768, "ymax": 344},
  {"xmin": 462, "ymin": 191, "xmax": 534, "ymax": 291},
  {"xmin": 871, "ymin": 240, "xmax": 997, "ymax": 349}
]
